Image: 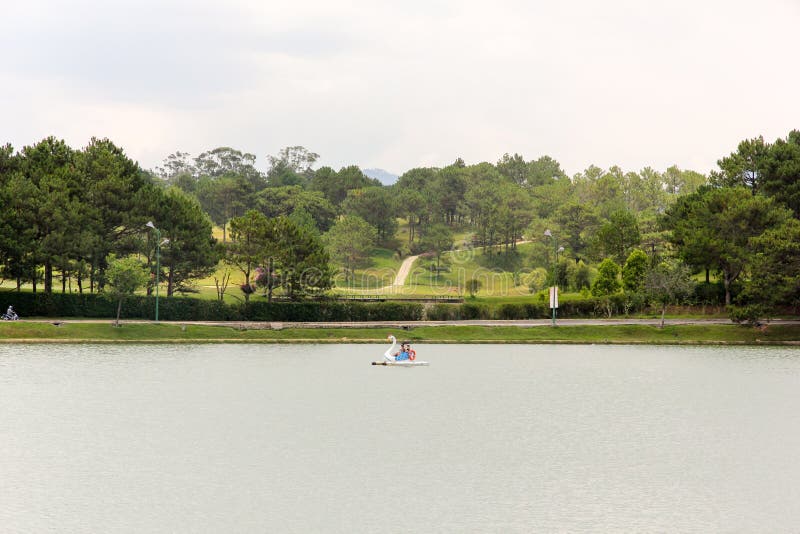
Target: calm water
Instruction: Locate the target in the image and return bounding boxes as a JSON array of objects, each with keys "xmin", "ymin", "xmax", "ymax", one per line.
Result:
[{"xmin": 2, "ymin": 343, "xmax": 800, "ymax": 533}]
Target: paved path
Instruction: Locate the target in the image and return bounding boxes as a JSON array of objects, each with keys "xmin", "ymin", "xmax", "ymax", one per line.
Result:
[{"xmin": 20, "ymin": 318, "xmax": 800, "ymax": 329}]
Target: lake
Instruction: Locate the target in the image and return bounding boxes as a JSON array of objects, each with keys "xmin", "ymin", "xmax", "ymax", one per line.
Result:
[{"xmin": 2, "ymin": 343, "xmax": 800, "ymax": 532}]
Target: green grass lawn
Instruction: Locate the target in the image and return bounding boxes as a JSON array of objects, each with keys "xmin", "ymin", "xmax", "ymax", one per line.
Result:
[
  {"xmin": 405, "ymin": 242, "xmax": 543, "ymax": 297},
  {"xmin": 0, "ymin": 222, "xmax": 546, "ymax": 302},
  {"xmin": 334, "ymin": 247, "xmax": 406, "ymax": 290},
  {"xmin": 0, "ymin": 222, "xmax": 724, "ymax": 306}
]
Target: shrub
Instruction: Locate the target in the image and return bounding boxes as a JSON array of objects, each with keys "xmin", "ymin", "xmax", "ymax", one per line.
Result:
[
  {"xmin": 728, "ymin": 304, "xmax": 768, "ymax": 326},
  {"xmin": 526, "ymin": 268, "xmax": 548, "ymax": 293},
  {"xmin": 497, "ymin": 303, "xmax": 525, "ymax": 320},
  {"xmin": 425, "ymin": 302, "xmax": 492, "ymax": 320},
  {"xmin": 0, "ymin": 292, "xmax": 423, "ymax": 322},
  {"xmin": 571, "ymin": 261, "xmax": 593, "ymax": 291},
  {"xmin": 495, "ymin": 303, "xmax": 549, "ymax": 320},
  {"xmin": 460, "ymin": 302, "xmax": 491, "ymax": 319},
  {"xmin": 425, "ymin": 303, "xmax": 457, "ymax": 321},
  {"xmin": 466, "ymin": 278, "xmax": 482, "ymax": 298},
  {"xmin": 691, "ymin": 281, "xmax": 725, "ymax": 305}
]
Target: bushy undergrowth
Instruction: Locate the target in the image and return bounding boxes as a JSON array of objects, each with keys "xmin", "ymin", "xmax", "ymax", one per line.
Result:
[
  {"xmin": 426, "ymin": 302, "xmax": 492, "ymax": 320},
  {"xmin": 425, "ymin": 297, "xmax": 628, "ymax": 320},
  {"xmin": 0, "ymin": 292, "xmax": 423, "ymax": 322},
  {"xmin": 0, "ymin": 282, "xmax": 739, "ymax": 322},
  {"xmin": 423, "ymin": 292, "xmax": 736, "ymax": 320}
]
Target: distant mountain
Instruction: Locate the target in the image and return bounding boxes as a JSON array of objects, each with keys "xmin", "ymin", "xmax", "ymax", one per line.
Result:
[{"xmin": 363, "ymin": 168, "xmax": 398, "ymax": 186}]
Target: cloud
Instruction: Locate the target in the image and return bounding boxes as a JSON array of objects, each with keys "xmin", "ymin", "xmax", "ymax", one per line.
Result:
[{"xmin": 1, "ymin": 0, "xmax": 798, "ymax": 175}]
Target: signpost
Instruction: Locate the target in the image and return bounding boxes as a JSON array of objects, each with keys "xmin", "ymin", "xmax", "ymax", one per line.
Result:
[
  {"xmin": 544, "ymin": 229, "xmax": 564, "ymax": 326},
  {"xmin": 549, "ymin": 286, "xmax": 559, "ymax": 326}
]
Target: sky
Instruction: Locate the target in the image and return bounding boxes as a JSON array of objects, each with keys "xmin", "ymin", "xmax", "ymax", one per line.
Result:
[{"xmin": 1, "ymin": 0, "xmax": 798, "ymax": 177}]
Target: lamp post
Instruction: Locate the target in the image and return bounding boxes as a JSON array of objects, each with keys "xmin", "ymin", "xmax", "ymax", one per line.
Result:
[
  {"xmin": 146, "ymin": 221, "xmax": 164, "ymax": 322},
  {"xmin": 544, "ymin": 229, "xmax": 564, "ymax": 326}
]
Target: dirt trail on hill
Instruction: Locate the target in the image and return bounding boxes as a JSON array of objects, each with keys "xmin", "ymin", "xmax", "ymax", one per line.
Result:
[{"xmin": 392, "ymin": 254, "xmax": 419, "ymax": 287}]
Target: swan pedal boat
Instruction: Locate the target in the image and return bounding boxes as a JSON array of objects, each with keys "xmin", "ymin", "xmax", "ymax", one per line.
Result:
[
  {"xmin": 373, "ymin": 335, "xmax": 429, "ymax": 366},
  {"xmin": 372, "ymin": 360, "xmax": 429, "ymax": 366}
]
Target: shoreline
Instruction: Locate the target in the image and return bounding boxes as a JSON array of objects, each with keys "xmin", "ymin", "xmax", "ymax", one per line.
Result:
[
  {"xmin": 3, "ymin": 339, "xmax": 800, "ymax": 346},
  {"xmin": 2, "ymin": 320, "xmax": 800, "ymax": 346}
]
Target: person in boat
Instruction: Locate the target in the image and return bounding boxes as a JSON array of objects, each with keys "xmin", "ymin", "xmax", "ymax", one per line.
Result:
[
  {"xmin": 394, "ymin": 342, "xmax": 413, "ymax": 361},
  {"xmin": 383, "ymin": 335, "xmax": 416, "ymax": 362},
  {"xmin": 394, "ymin": 343, "xmax": 409, "ymax": 361}
]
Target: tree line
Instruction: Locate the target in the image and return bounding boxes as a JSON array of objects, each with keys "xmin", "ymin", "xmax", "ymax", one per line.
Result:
[
  {"xmin": 1, "ymin": 131, "xmax": 799, "ymax": 322},
  {"xmin": 0, "ymin": 137, "xmax": 199, "ymax": 295},
  {"xmin": 664, "ymin": 131, "xmax": 800, "ymax": 317}
]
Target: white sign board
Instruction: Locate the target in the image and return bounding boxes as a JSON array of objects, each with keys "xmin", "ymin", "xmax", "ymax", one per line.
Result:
[{"xmin": 549, "ymin": 286, "xmax": 559, "ymax": 309}]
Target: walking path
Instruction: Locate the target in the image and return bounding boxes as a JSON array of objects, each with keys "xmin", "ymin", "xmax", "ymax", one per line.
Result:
[
  {"xmin": 392, "ymin": 254, "xmax": 419, "ymax": 287},
  {"xmin": 349, "ymin": 238, "xmax": 532, "ymax": 294},
  {"xmin": 20, "ymin": 318, "xmax": 800, "ymax": 329}
]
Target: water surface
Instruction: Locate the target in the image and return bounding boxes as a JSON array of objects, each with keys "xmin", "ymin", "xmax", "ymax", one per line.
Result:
[{"xmin": 2, "ymin": 343, "xmax": 799, "ymax": 532}]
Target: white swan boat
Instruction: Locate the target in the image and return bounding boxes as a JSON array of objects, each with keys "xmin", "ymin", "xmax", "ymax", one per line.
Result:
[{"xmin": 372, "ymin": 335, "xmax": 429, "ymax": 366}]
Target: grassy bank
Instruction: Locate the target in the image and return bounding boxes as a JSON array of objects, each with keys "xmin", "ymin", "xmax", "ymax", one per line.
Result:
[{"xmin": 1, "ymin": 321, "xmax": 799, "ymax": 345}]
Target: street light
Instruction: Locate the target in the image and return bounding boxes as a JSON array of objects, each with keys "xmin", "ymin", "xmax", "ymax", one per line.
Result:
[
  {"xmin": 544, "ymin": 229, "xmax": 564, "ymax": 326},
  {"xmin": 146, "ymin": 221, "xmax": 169, "ymax": 322}
]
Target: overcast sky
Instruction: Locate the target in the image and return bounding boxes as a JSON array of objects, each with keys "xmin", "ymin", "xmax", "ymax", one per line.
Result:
[{"xmin": 2, "ymin": 0, "xmax": 798, "ymax": 177}]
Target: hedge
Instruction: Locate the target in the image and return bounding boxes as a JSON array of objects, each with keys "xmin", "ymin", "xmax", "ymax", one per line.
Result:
[
  {"xmin": 423, "ymin": 295, "xmax": 649, "ymax": 320},
  {"xmin": 0, "ymin": 290, "xmax": 736, "ymax": 322},
  {"xmin": 425, "ymin": 302, "xmax": 492, "ymax": 320},
  {"xmin": 239, "ymin": 300, "xmax": 423, "ymax": 322},
  {"xmin": 0, "ymin": 292, "xmax": 423, "ymax": 322}
]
